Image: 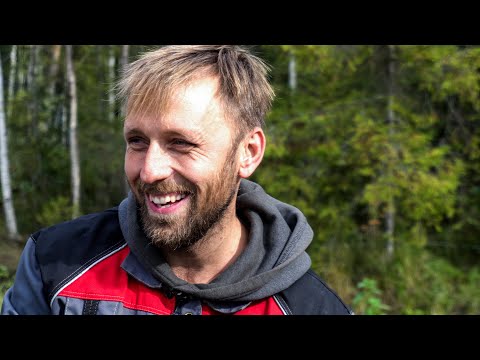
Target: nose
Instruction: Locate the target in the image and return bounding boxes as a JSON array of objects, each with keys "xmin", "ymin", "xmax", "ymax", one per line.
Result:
[{"xmin": 140, "ymin": 143, "xmax": 174, "ymax": 184}]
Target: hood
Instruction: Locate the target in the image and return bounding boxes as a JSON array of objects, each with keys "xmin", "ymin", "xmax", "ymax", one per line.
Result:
[{"xmin": 118, "ymin": 179, "xmax": 313, "ymax": 302}]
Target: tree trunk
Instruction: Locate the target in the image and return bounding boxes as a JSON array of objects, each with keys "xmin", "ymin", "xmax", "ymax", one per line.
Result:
[
  {"xmin": 108, "ymin": 46, "xmax": 116, "ymax": 123},
  {"xmin": 7, "ymin": 45, "xmax": 17, "ymax": 120},
  {"xmin": 61, "ymin": 101, "xmax": 67, "ymax": 147},
  {"xmin": 17, "ymin": 46, "xmax": 26, "ymax": 90},
  {"xmin": 47, "ymin": 45, "xmax": 63, "ymax": 140},
  {"xmin": 27, "ymin": 45, "xmax": 40, "ymax": 138},
  {"xmin": 66, "ymin": 45, "xmax": 81, "ymax": 219},
  {"xmin": 120, "ymin": 45, "xmax": 130, "ymax": 73},
  {"xmin": 385, "ymin": 45, "xmax": 396, "ymax": 258},
  {"xmin": 48, "ymin": 45, "xmax": 62, "ymax": 97},
  {"xmin": 0, "ymin": 54, "xmax": 19, "ymax": 240},
  {"xmin": 288, "ymin": 50, "xmax": 297, "ymax": 92},
  {"xmin": 120, "ymin": 45, "xmax": 130, "ymax": 196}
]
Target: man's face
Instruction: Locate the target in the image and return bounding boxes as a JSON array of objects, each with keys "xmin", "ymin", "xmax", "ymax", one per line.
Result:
[{"xmin": 124, "ymin": 77, "xmax": 241, "ymax": 250}]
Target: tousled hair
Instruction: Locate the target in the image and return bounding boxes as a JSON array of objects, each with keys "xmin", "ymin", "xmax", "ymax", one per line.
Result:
[{"xmin": 116, "ymin": 45, "xmax": 275, "ymax": 138}]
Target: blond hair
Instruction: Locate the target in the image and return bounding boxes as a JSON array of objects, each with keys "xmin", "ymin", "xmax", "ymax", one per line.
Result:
[{"xmin": 116, "ymin": 45, "xmax": 275, "ymax": 138}]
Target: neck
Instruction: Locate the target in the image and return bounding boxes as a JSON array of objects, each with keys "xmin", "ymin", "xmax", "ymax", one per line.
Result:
[{"xmin": 162, "ymin": 208, "xmax": 248, "ymax": 284}]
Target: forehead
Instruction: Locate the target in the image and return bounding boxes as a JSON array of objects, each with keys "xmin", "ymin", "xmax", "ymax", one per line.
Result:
[{"xmin": 124, "ymin": 77, "xmax": 231, "ymax": 136}]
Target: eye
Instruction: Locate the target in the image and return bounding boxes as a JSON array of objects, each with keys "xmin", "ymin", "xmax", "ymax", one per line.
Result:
[
  {"xmin": 126, "ymin": 136, "xmax": 148, "ymax": 150},
  {"xmin": 170, "ymin": 139, "xmax": 197, "ymax": 154},
  {"xmin": 171, "ymin": 139, "xmax": 195, "ymax": 148}
]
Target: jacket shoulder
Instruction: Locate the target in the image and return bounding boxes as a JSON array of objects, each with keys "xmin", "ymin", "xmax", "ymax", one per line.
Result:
[
  {"xmin": 278, "ymin": 269, "xmax": 353, "ymax": 315},
  {"xmin": 32, "ymin": 207, "xmax": 126, "ymax": 303},
  {"xmin": 32, "ymin": 206, "xmax": 124, "ymax": 253}
]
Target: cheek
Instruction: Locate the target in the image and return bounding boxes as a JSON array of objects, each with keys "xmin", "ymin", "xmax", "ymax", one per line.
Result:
[
  {"xmin": 124, "ymin": 152, "xmax": 143, "ymax": 181},
  {"xmin": 185, "ymin": 157, "xmax": 225, "ymax": 183}
]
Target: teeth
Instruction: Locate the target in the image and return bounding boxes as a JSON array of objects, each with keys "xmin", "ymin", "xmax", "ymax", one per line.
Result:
[{"xmin": 150, "ymin": 193, "xmax": 186, "ymax": 206}]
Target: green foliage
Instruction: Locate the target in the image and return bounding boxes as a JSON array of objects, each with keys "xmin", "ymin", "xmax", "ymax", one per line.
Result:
[
  {"xmin": 458, "ymin": 268, "xmax": 480, "ymax": 313},
  {"xmin": 255, "ymin": 45, "xmax": 480, "ymax": 314},
  {"xmin": 0, "ymin": 265, "xmax": 14, "ymax": 309},
  {"xmin": 353, "ymin": 278, "xmax": 391, "ymax": 315},
  {"xmin": 35, "ymin": 196, "xmax": 73, "ymax": 227}
]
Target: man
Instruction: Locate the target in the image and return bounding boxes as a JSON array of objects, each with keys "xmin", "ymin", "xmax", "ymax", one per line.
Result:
[{"xmin": 1, "ymin": 45, "xmax": 353, "ymax": 315}]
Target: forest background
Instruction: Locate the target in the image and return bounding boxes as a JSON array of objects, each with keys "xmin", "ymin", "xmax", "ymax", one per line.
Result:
[{"xmin": 0, "ymin": 45, "xmax": 479, "ymax": 315}]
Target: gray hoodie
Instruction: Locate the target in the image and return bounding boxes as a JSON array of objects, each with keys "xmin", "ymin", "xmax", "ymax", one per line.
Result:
[{"xmin": 118, "ymin": 179, "xmax": 313, "ymax": 302}]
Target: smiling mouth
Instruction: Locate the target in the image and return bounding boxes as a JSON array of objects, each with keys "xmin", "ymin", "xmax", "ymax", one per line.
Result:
[{"xmin": 148, "ymin": 192, "xmax": 188, "ymax": 208}]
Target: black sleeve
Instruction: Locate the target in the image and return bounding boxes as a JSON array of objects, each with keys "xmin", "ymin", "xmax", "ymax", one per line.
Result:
[{"xmin": 278, "ymin": 269, "xmax": 354, "ymax": 315}]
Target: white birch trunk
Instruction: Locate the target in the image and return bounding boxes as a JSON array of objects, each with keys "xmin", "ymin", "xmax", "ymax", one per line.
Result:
[
  {"xmin": 7, "ymin": 45, "xmax": 17, "ymax": 120},
  {"xmin": 66, "ymin": 45, "xmax": 80, "ymax": 219},
  {"xmin": 120, "ymin": 45, "xmax": 130, "ymax": 195},
  {"xmin": 0, "ymin": 55, "xmax": 19, "ymax": 240},
  {"xmin": 288, "ymin": 50, "xmax": 297, "ymax": 92},
  {"xmin": 108, "ymin": 46, "xmax": 116, "ymax": 122},
  {"xmin": 385, "ymin": 45, "xmax": 396, "ymax": 258},
  {"xmin": 120, "ymin": 45, "xmax": 129, "ymax": 73}
]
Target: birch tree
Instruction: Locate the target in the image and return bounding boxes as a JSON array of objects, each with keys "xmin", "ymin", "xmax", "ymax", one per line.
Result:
[
  {"xmin": 120, "ymin": 45, "xmax": 129, "ymax": 73},
  {"xmin": 0, "ymin": 52, "xmax": 19, "ymax": 240},
  {"xmin": 120, "ymin": 45, "xmax": 130, "ymax": 195},
  {"xmin": 7, "ymin": 45, "xmax": 17, "ymax": 120},
  {"xmin": 385, "ymin": 44, "xmax": 396, "ymax": 258},
  {"xmin": 108, "ymin": 45, "xmax": 116, "ymax": 123},
  {"xmin": 288, "ymin": 49, "xmax": 297, "ymax": 92},
  {"xmin": 66, "ymin": 45, "xmax": 80, "ymax": 218}
]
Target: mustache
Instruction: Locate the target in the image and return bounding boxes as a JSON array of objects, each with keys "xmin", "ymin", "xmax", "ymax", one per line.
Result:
[{"xmin": 136, "ymin": 179, "xmax": 196, "ymax": 196}]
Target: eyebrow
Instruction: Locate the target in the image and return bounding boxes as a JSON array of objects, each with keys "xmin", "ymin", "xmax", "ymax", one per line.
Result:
[
  {"xmin": 124, "ymin": 126, "xmax": 204, "ymax": 142},
  {"xmin": 123, "ymin": 127, "xmax": 143, "ymax": 138}
]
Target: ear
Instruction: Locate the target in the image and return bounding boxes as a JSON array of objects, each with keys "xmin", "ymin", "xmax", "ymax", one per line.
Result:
[{"xmin": 238, "ymin": 127, "xmax": 266, "ymax": 179}]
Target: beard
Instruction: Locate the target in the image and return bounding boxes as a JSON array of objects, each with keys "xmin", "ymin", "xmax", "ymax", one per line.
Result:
[{"xmin": 131, "ymin": 155, "xmax": 240, "ymax": 251}]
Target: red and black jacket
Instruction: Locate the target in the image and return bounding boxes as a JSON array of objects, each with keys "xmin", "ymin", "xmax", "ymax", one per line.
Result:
[{"xmin": 2, "ymin": 206, "xmax": 353, "ymax": 315}]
